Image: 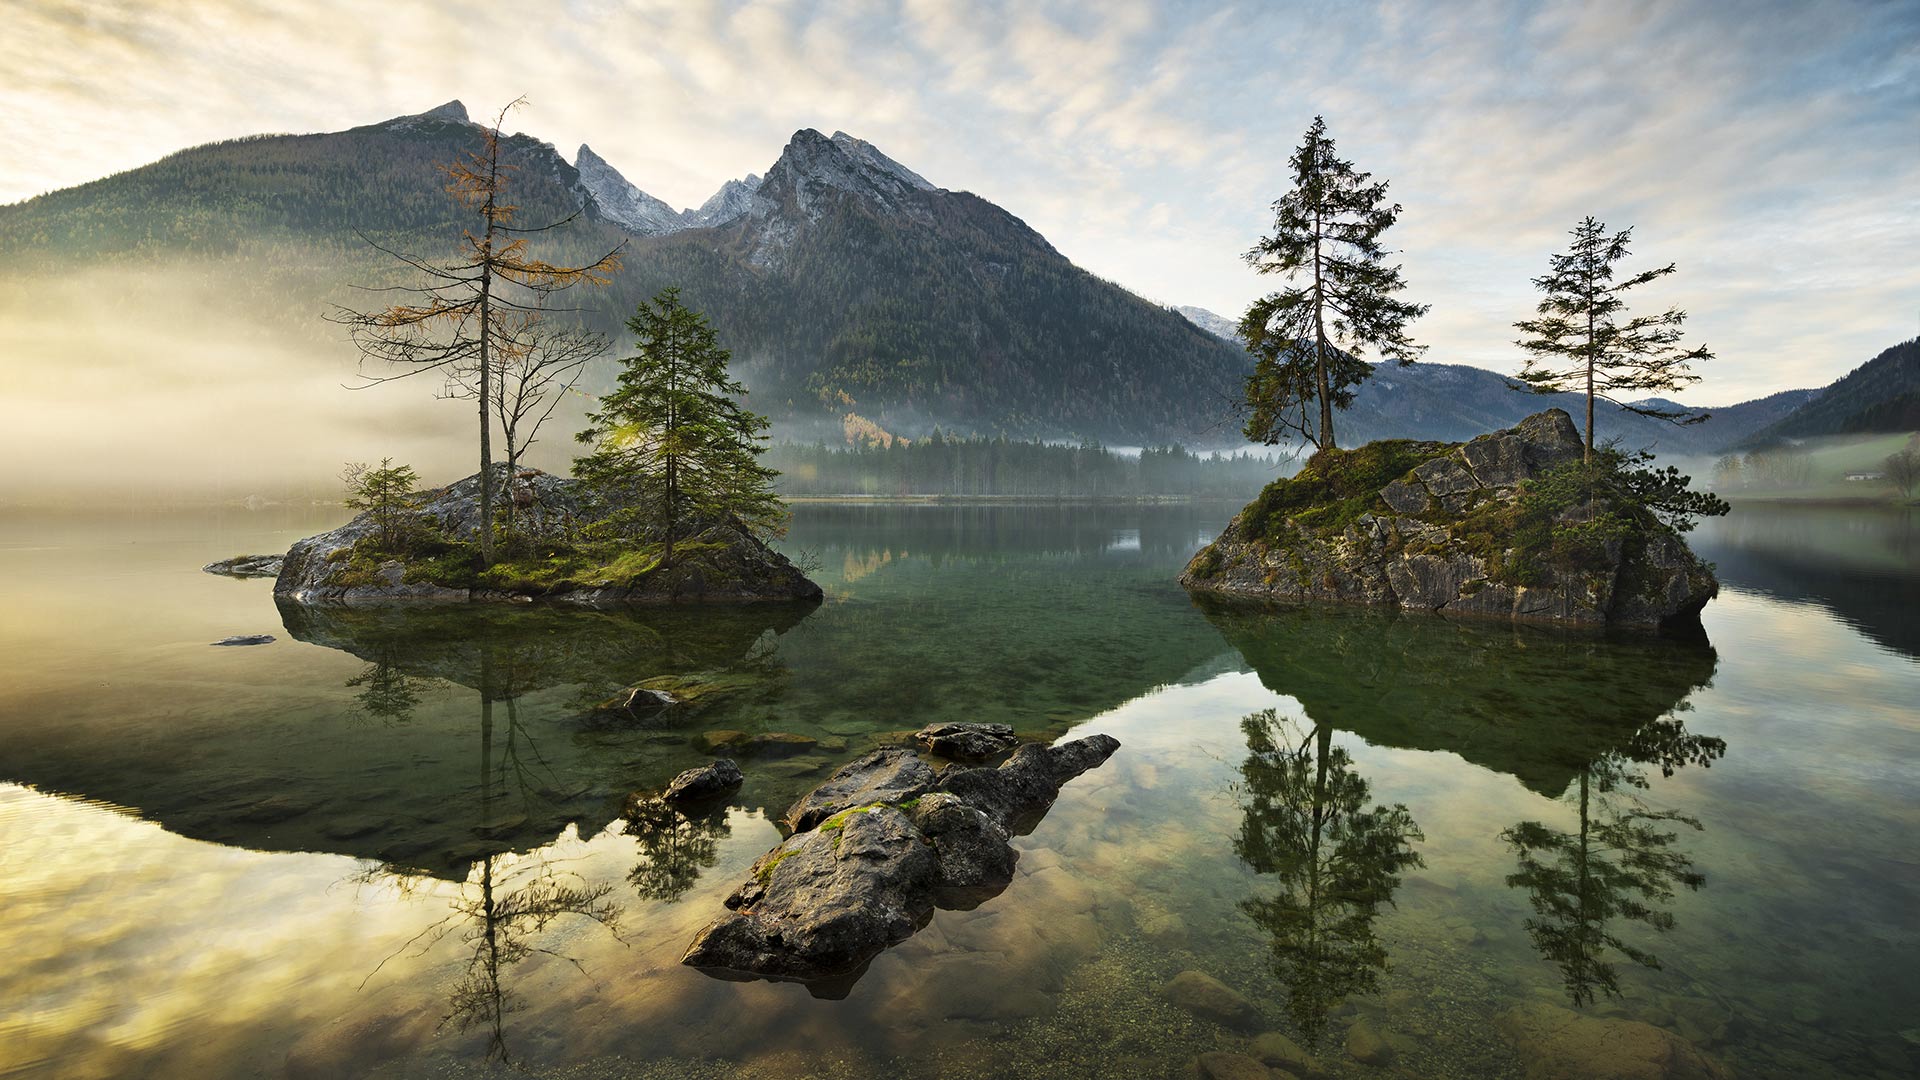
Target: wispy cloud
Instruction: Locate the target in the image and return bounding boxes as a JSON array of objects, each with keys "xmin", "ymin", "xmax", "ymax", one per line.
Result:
[{"xmin": 2, "ymin": 0, "xmax": 1915, "ymax": 401}]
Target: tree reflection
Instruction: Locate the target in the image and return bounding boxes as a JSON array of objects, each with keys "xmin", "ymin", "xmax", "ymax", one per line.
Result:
[
  {"xmin": 1501, "ymin": 714, "xmax": 1726, "ymax": 1005},
  {"xmin": 345, "ymin": 653, "xmax": 422, "ymax": 724},
  {"xmin": 443, "ymin": 851, "xmax": 620, "ymax": 1061},
  {"xmin": 625, "ymin": 796, "xmax": 730, "ymax": 904},
  {"xmin": 1235, "ymin": 708, "xmax": 1424, "ymax": 1043}
]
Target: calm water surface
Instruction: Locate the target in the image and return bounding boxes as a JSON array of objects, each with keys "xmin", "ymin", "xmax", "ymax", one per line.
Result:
[{"xmin": 0, "ymin": 501, "xmax": 1914, "ymax": 1079}]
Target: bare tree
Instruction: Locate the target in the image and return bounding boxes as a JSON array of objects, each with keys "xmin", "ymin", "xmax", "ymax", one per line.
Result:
[
  {"xmin": 333, "ymin": 98, "xmax": 621, "ymax": 564},
  {"xmin": 1885, "ymin": 443, "xmax": 1920, "ymax": 499}
]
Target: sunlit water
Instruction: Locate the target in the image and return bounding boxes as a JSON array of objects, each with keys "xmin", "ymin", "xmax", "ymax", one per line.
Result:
[{"xmin": 0, "ymin": 502, "xmax": 1914, "ymax": 1079}]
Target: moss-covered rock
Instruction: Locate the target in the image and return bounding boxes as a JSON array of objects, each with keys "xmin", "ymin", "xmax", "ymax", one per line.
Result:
[
  {"xmin": 274, "ymin": 464, "xmax": 822, "ymax": 605},
  {"xmin": 1181, "ymin": 410, "xmax": 1718, "ymax": 631}
]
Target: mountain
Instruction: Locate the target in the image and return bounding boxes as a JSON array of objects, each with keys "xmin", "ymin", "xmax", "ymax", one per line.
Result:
[
  {"xmin": 1737, "ymin": 338, "xmax": 1920, "ymax": 447},
  {"xmin": 1173, "ymin": 305, "xmax": 1240, "ymax": 341},
  {"xmin": 0, "ymin": 103, "xmax": 1248, "ymax": 444},
  {"xmin": 1175, "ymin": 306, "xmax": 1820, "ymax": 455},
  {"xmin": 574, "ymin": 144, "xmax": 687, "ymax": 235}
]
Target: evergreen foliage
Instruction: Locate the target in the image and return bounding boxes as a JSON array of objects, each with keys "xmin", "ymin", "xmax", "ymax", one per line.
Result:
[
  {"xmin": 341, "ymin": 458, "xmax": 420, "ymax": 556},
  {"xmin": 575, "ymin": 288, "xmax": 784, "ymax": 561},
  {"xmin": 1240, "ymin": 116, "xmax": 1427, "ymax": 451},
  {"xmin": 1513, "ymin": 218, "xmax": 1713, "ymax": 460}
]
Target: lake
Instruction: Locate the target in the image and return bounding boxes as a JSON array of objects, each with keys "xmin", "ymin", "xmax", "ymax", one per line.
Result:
[{"xmin": 0, "ymin": 501, "xmax": 1914, "ymax": 1079}]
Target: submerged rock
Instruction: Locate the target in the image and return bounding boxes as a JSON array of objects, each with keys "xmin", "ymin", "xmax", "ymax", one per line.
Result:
[
  {"xmin": 274, "ymin": 464, "xmax": 821, "ymax": 605},
  {"xmin": 914, "ymin": 721, "xmax": 1018, "ymax": 760},
  {"xmin": 202, "ymin": 554, "xmax": 284, "ymax": 578},
  {"xmin": 661, "ymin": 759, "xmax": 744, "ymax": 804},
  {"xmin": 1180, "ymin": 409, "xmax": 1717, "ymax": 631},
  {"xmin": 1160, "ymin": 969, "xmax": 1263, "ymax": 1032},
  {"xmin": 1496, "ymin": 1002, "xmax": 1731, "ymax": 1080},
  {"xmin": 682, "ymin": 734, "xmax": 1120, "ymax": 988}
]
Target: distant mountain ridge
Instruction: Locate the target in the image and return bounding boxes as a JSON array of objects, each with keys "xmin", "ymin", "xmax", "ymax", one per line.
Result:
[
  {"xmin": 1736, "ymin": 338, "xmax": 1920, "ymax": 447},
  {"xmin": 0, "ymin": 103, "xmax": 1253, "ymax": 443},
  {"xmin": 2, "ymin": 99, "xmax": 1875, "ymax": 453},
  {"xmin": 1174, "ymin": 305, "xmax": 1824, "ymax": 455}
]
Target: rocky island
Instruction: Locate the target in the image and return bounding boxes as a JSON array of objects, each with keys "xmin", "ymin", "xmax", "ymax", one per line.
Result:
[
  {"xmin": 266, "ymin": 465, "xmax": 821, "ymax": 604},
  {"xmin": 1181, "ymin": 409, "xmax": 1718, "ymax": 630}
]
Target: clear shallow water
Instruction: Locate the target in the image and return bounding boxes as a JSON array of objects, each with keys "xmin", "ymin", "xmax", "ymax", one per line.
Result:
[{"xmin": 0, "ymin": 501, "xmax": 1914, "ymax": 1079}]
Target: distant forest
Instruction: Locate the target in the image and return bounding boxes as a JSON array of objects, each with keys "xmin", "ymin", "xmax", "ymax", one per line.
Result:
[{"xmin": 767, "ymin": 435, "xmax": 1284, "ymax": 497}]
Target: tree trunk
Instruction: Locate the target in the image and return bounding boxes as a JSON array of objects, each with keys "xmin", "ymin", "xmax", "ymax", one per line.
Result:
[
  {"xmin": 475, "ymin": 139, "xmax": 500, "ymax": 565},
  {"xmin": 1313, "ymin": 208, "xmax": 1335, "ymax": 450}
]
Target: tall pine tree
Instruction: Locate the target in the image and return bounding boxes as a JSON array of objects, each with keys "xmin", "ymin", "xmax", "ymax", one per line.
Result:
[
  {"xmin": 1512, "ymin": 217, "xmax": 1713, "ymax": 461},
  {"xmin": 575, "ymin": 288, "xmax": 783, "ymax": 564},
  {"xmin": 1240, "ymin": 116, "xmax": 1427, "ymax": 451}
]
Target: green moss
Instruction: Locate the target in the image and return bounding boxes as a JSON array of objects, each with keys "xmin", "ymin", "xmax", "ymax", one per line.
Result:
[
  {"xmin": 754, "ymin": 847, "xmax": 799, "ymax": 886},
  {"xmin": 1242, "ymin": 439, "xmax": 1452, "ymax": 541}
]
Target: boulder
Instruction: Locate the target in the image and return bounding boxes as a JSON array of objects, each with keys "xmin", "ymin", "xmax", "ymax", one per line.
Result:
[
  {"xmin": 784, "ymin": 747, "xmax": 938, "ymax": 831},
  {"xmin": 685, "ymin": 734, "xmax": 1120, "ymax": 987},
  {"xmin": 1345, "ymin": 1016, "xmax": 1397, "ymax": 1065},
  {"xmin": 1180, "ymin": 409, "xmax": 1717, "ymax": 631},
  {"xmin": 1252, "ymin": 1032, "xmax": 1321, "ymax": 1077},
  {"xmin": 1495, "ymin": 1002, "xmax": 1731, "ymax": 1080},
  {"xmin": 660, "ymin": 759, "xmax": 744, "ymax": 804},
  {"xmin": 693, "ymin": 730, "xmax": 816, "ymax": 758},
  {"xmin": 1160, "ymin": 969, "xmax": 1262, "ymax": 1031},
  {"xmin": 590, "ymin": 685, "xmax": 677, "ymax": 724},
  {"xmin": 914, "ymin": 721, "xmax": 1018, "ymax": 760},
  {"xmin": 203, "ymin": 554, "xmax": 284, "ymax": 578}
]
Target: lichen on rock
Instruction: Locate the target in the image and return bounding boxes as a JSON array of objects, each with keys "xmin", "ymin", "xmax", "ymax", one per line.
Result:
[{"xmin": 1180, "ymin": 409, "xmax": 1718, "ymax": 630}]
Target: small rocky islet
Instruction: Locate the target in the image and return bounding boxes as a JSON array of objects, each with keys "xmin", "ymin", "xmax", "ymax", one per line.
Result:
[
  {"xmin": 1181, "ymin": 409, "xmax": 1718, "ymax": 631},
  {"xmin": 247, "ymin": 464, "xmax": 821, "ymax": 605},
  {"xmin": 650, "ymin": 727, "xmax": 1120, "ymax": 994}
]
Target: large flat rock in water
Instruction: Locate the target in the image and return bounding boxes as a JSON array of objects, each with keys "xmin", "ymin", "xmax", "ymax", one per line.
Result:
[{"xmin": 682, "ymin": 733, "xmax": 1120, "ymax": 992}]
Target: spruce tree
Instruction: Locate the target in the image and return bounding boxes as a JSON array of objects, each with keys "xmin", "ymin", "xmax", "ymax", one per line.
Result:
[
  {"xmin": 575, "ymin": 288, "xmax": 783, "ymax": 564},
  {"xmin": 1241, "ymin": 116, "xmax": 1427, "ymax": 451},
  {"xmin": 1513, "ymin": 217, "xmax": 1714, "ymax": 461}
]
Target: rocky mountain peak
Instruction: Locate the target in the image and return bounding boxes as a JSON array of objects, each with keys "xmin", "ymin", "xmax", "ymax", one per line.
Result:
[
  {"xmin": 754, "ymin": 129, "xmax": 940, "ymax": 223},
  {"xmin": 574, "ymin": 143, "xmax": 685, "ymax": 236},
  {"xmin": 687, "ymin": 172, "xmax": 762, "ymax": 228},
  {"xmin": 419, "ymin": 100, "xmax": 469, "ymax": 124}
]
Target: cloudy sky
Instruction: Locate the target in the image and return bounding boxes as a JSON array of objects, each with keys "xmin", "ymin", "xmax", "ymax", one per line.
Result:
[{"xmin": 4, "ymin": 0, "xmax": 1916, "ymax": 402}]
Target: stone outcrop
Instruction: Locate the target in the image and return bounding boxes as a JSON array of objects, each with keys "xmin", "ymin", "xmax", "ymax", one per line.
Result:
[
  {"xmin": 913, "ymin": 721, "xmax": 1018, "ymax": 760},
  {"xmin": 1181, "ymin": 410, "xmax": 1717, "ymax": 630},
  {"xmin": 681, "ymin": 733, "xmax": 1120, "ymax": 989},
  {"xmin": 273, "ymin": 464, "xmax": 821, "ymax": 605},
  {"xmin": 203, "ymin": 554, "xmax": 284, "ymax": 578},
  {"xmin": 660, "ymin": 759, "xmax": 744, "ymax": 804}
]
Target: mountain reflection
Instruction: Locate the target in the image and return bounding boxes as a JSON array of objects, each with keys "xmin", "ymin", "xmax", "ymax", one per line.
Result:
[{"xmin": 1235, "ymin": 708, "xmax": 1424, "ymax": 1044}]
